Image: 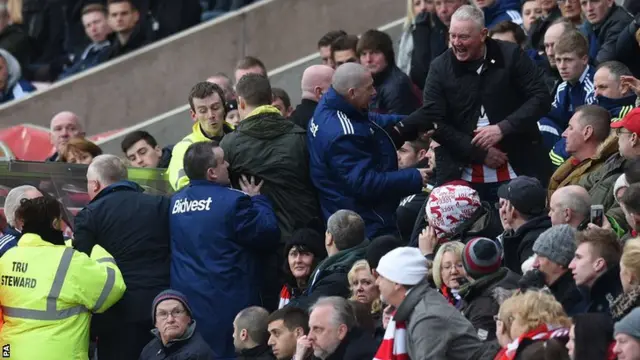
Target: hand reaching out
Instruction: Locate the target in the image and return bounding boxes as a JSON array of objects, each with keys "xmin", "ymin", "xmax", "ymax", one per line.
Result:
[{"xmin": 239, "ymin": 175, "xmax": 263, "ymax": 197}]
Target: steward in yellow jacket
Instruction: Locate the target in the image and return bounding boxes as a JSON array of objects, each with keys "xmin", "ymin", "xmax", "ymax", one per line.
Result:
[
  {"xmin": 0, "ymin": 197, "xmax": 126, "ymax": 360},
  {"xmin": 168, "ymin": 82, "xmax": 234, "ymax": 191}
]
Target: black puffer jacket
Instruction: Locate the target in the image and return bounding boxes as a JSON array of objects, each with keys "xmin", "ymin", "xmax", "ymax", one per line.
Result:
[
  {"xmin": 615, "ymin": 14, "xmax": 640, "ymax": 78},
  {"xmin": 220, "ymin": 107, "xmax": 322, "ymax": 241},
  {"xmin": 501, "ymin": 215, "xmax": 551, "ymax": 274},
  {"xmin": 139, "ymin": 321, "xmax": 215, "ymax": 360},
  {"xmin": 371, "ymin": 64, "xmax": 420, "ymax": 115},
  {"xmin": 460, "ymin": 268, "xmax": 521, "ymax": 341}
]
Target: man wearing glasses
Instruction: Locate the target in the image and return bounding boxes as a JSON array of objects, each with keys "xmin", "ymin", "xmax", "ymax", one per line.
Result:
[
  {"xmin": 139, "ymin": 290, "xmax": 215, "ymax": 360},
  {"xmin": 579, "ymin": 108, "xmax": 640, "ymax": 235}
]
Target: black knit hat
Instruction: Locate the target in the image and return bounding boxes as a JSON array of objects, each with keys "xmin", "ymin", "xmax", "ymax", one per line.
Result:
[
  {"xmin": 283, "ymin": 228, "xmax": 326, "ymax": 260},
  {"xmin": 462, "ymin": 237, "xmax": 502, "ymax": 280},
  {"xmin": 365, "ymin": 235, "xmax": 403, "ymax": 269},
  {"xmin": 151, "ymin": 289, "xmax": 193, "ymax": 324}
]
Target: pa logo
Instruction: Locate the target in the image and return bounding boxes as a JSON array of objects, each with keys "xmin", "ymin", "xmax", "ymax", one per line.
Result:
[{"xmin": 2, "ymin": 344, "xmax": 9, "ymax": 358}]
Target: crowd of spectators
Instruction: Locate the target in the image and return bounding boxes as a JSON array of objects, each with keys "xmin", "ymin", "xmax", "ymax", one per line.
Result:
[
  {"xmin": 0, "ymin": 0, "xmax": 256, "ymax": 105},
  {"xmin": 2, "ymin": 0, "xmax": 640, "ymax": 359}
]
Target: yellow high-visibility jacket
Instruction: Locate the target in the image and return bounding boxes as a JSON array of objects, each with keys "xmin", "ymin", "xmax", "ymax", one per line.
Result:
[
  {"xmin": 0, "ymin": 233, "xmax": 126, "ymax": 360},
  {"xmin": 168, "ymin": 122, "xmax": 234, "ymax": 191}
]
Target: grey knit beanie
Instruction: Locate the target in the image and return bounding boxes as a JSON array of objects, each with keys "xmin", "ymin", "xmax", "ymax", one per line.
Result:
[
  {"xmin": 532, "ymin": 225, "xmax": 576, "ymax": 267},
  {"xmin": 615, "ymin": 307, "xmax": 640, "ymax": 339}
]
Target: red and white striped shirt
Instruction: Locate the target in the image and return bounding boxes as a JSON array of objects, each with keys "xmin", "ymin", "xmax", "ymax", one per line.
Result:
[{"xmin": 462, "ymin": 105, "xmax": 517, "ymax": 183}]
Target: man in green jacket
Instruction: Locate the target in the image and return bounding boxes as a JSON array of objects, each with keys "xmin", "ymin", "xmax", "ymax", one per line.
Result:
[
  {"xmin": 220, "ymin": 73, "xmax": 321, "ymax": 241},
  {"xmin": 581, "ymin": 108, "xmax": 640, "ymax": 234}
]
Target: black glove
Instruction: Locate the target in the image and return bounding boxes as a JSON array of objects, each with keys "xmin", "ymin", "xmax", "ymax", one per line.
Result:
[{"xmin": 518, "ymin": 269, "xmax": 546, "ymax": 291}]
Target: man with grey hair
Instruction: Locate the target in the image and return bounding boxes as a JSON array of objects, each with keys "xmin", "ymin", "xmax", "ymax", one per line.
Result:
[
  {"xmin": 73, "ymin": 154, "xmax": 172, "ymax": 360},
  {"xmin": 548, "ymin": 185, "xmax": 591, "ymax": 228},
  {"xmin": 308, "ymin": 62, "xmax": 431, "ymax": 240},
  {"xmin": 233, "ymin": 306, "xmax": 273, "ymax": 359},
  {"xmin": 294, "ymin": 297, "xmax": 376, "ymax": 360},
  {"xmin": 46, "ymin": 111, "xmax": 85, "ymax": 161},
  {"xmin": 0, "ymin": 185, "xmax": 42, "ymax": 257},
  {"xmin": 287, "ymin": 210, "xmax": 368, "ymax": 310},
  {"xmin": 399, "ymin": 4, "xmax": 551, "ymax": 204}
]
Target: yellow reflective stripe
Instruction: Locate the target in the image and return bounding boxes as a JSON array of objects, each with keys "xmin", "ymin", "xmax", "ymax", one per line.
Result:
[
  {"xmin": 91, "ymin": 267, "xmax": 116, "ymax": 312},
  {"xmin": 2, "ymin": 248, "xmax": 89, "ymax": 320},
  {"xmin": 549, "ymin": 151, "xmax": 564, "ymax": 166},
  {"xmin": 174, "ymin": 169, "xmax": 187, "ymax": 189}
]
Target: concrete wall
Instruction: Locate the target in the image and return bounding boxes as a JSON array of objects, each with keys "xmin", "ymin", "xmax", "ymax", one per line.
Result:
[
  {"xmin": 96, "ymin": 19, "xmax": 405, "ymax": 156},
  {"xmin": 0, "ymin": 0, "xmax": 404, "ymax": 135}
]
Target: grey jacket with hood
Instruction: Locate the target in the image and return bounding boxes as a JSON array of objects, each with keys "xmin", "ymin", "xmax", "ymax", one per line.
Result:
[{"xmin": 394, "ymin": 280, "xmax": 483, "ymax": 360}]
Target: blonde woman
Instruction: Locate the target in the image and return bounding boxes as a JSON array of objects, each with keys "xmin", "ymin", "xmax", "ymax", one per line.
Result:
[
  {"xmin": 0, "ymin": 0, "xmax": 32, "ymax": 69},
  {"xmin": 494, "ymin": 290, "xmax": 572, "ymax": 359},
  {"xmin": 612, "ymin": 239, "xmax": 640, "ymax": 322},
  {"xmin": 348, "ymin": 260, "xmax": 382, "ymax": 314},
  {"xmin": 432, "ymin": 241, "xmax": 466, "ymax": 309},
  {"xmin": 348, "ymin": 260, "xmax": 383, "ymax": 339}
]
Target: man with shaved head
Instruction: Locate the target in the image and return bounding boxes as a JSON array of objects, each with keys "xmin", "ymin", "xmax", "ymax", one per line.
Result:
[
  {"xmin": 548, "ymin": 185, "xmax": 591, "ymax": 228},
  {"xmin": 307, "ymin": 62, "xmax": 431, "ymax": 238},
  {"xmin": 47, "ymin": 111, "xmax": 85, "ymax": 161},
  {"xmin": 207, "ymin": 72, "xmax": 236, "ymax": 101},
  {"xmin": 289, "ymin": 65, "xmax": 334, "ymax": 130}
]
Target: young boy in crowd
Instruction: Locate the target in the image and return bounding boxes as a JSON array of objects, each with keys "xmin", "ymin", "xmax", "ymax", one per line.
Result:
[{"xmin": 539, "ymin": 30, "xmax": 596, "ymax": 167}]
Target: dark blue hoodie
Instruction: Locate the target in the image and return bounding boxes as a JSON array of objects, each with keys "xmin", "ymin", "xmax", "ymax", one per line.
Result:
[{"xmin": 483, "ymin": 0, "xmax": 523, "ymax": 29}]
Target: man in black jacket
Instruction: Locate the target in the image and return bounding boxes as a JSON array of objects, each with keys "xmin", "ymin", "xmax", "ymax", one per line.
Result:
[
  {"xmin": 582, "ymin": 0, "xmax": 633, "ymax": 64},
  {"xmin": 497, "ymin": 176, "xmax": 551, "ymax": 274},
  {"xmin": 357, "ymin": 29, "xmax": 420, "ymax": 115},
  {"xmin": 233, "ymin": 307, "xmax": 276, "ymax": 360},
  {"xmin": 401, "ymin": 5, "xmax": 552, "ymax": 202},
  {"xmin": 396, "ymin": 138, "xmax": 431, "ymax": 242},
  {"xmin": 295, "ymin": 297, "xmax": 377, "ymax": 360},
  {"xmin": 289, "ymin": 65, "xmax": 334, "ymax": 131},
  {"xmin": 409, "ymin": 0, "xmax": 466, "ymax": 90},
  {"xmin": 74, "ymin": 154, "xmax": 171, "ymax": 360},
  {"xmin": 521, "ymin": 225, "xmax": 586, "ymax": 316}
]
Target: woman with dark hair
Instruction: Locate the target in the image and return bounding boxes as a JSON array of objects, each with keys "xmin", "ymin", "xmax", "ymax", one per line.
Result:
[
  {"xmin": 0, "ymin": 196, "xmax": 126, "ymax": 359},
  {"xmin": 278, "ymin": 228, "xmax": 326, "ymax": 308},
  {"xmin": 566, "ymin": 313, "xmax": 616, "ymax": 360}
]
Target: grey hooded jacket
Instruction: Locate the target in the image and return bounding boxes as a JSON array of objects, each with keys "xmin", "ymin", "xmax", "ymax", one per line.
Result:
[{"xmin": 394, "ymin": 280, "xmax": 483, "ymax": 360}]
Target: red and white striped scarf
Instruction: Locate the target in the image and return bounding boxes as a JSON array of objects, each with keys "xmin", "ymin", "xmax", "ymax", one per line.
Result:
[
  {"xmin": 278, "ymin": 285, "xmax": 291, "ymax": 309},
  {"xmin": 373, "ymin": 313, "xmax": 409, "ymax": 360}
]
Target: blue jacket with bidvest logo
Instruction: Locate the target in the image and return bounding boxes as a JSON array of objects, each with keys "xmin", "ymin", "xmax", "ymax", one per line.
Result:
[{"xmin": 169, "ymin": 180, "xmax": 279, "ymax": 360}]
